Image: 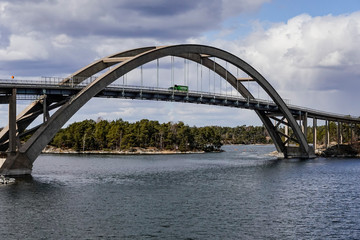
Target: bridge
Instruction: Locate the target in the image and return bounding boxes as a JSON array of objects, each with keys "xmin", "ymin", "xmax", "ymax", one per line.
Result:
[{"xmin": 0, "ymin": 44, "xmax": 359, "ymax": 175}]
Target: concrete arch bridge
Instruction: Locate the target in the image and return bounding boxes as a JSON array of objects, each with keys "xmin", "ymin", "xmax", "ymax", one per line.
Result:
[{"xmin": 1, "ymin": 44, "xmax": 360, "ymax": 175}]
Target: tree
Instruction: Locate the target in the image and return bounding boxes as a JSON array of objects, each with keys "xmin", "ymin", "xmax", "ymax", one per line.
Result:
[
  {"xmin": 94, "ymin": 120, "xmax": 109, "ymax": 149},
  {"xmin": 107, "ymin": 119, "xmax": 127, "ymax": 150}
]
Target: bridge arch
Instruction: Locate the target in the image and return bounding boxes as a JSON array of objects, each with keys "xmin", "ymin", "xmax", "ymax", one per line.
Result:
[{"xmin": 1, "ymin": 44, "xmax": 313, "ymax": 175}]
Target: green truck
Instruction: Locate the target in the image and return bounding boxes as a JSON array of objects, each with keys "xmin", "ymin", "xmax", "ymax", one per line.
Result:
[{"xmin": 168, "ymin": 85, "xmax": 188, "ymax": 92}]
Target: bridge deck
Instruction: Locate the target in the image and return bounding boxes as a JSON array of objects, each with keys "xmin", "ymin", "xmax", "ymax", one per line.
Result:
[{"xmin": 1, "ymin": 80, "xmax": 360, "ymax": 124}]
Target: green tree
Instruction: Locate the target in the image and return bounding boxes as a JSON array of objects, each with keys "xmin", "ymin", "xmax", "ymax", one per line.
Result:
[
  {"xmin": 107, "ymin": 119, "xmax": 127, "ymax": 150},
  {"xmin": 94, "ymin": 120, "xmax": 109, "ymax": 149}
]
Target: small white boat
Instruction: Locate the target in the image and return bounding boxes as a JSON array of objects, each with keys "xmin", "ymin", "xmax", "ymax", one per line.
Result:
[{"xmin": 0, "ymin": 175, "xmax": 15, "ymax": 184}]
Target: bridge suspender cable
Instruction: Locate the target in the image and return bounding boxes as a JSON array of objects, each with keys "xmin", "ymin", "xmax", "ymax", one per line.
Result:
[
  {"xmin": 184, "ymin": 58, "xmax": 186, "ymax": 86},
  {"xmin": 157, "ymin": 58, "xmax": 159, "ymax": 89},
  {"xmin": 209, "ymin": 67, "xmax": 211, "ymax": 94},
  {"xmin": 140, "ymin": 65, "xmax": 143, "ymax": 96},
  {"xmin": 197, "ymin": 62, "xmax": 199, "ymax": 92},
  {"xmin": 237, "ymin": 68, "xmax": 239, "ymax": 97},
  {"xmin": 122, "ymin": 75, "xmax": 125, "ymax": 96},
  {"xmin": 220, "ymin": 65, "xmax": 222, "ymax": 96},
  {"xmin": 187, "ymin": 57, "xmax": 189, "ymax": 97},
  {"xmin": 200, "ymin": 57, "xmax": 203, "ymax": 93},
  {"xmin": 225, "ymin": 61, "xmax": 228, "ymax": 99},
  {"xmin": 171, "ymin": 56, "xmax": 174, "ymax": 95},
  {"xmin": 187, "ymin": 58, "xmax": 189, "ymax": 87},
  {"xmin": 213, "ymin": 57, "xmax": 216, "ymax": 95}
]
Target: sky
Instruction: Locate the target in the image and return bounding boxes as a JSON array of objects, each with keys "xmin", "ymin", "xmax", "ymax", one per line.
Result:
[{"xmin": 1, "ymin": 0, "xmax": 360, "ymax": 128}]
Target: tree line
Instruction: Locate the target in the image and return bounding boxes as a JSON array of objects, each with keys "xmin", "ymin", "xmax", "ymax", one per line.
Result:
[
  {"xmin": 7, "ymin": 119, "xmax": 358, "ymax": 152},
  {"xmin": 50, "ymin": 119, "xmax": 271, "ymax": 152},
  {"xmin": 304, "ymin": 122, "xmax": 359, "ymax": 145}
]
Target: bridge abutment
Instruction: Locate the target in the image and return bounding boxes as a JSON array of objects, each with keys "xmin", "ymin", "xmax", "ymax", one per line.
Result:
[
  {"xmin": 285, "ymin": 146, "xmax": 316, "ymax": 159},
  {"xmin": 0, "ymin": 152, "xmax": 33, "ymax": 175},
  {"xmin": 0, "ymin": 89, "xmax": 33, "ymax": 175}
]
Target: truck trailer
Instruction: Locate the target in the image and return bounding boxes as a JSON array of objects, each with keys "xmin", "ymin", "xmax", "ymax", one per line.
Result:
[{"xmin": 168, "ymin": 85, "xmax": 188, "ymax": 92}]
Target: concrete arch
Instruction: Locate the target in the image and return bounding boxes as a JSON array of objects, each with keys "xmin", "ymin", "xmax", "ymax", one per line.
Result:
[{"xmin": 1, "ymin": 44, "xmax": 312, "ymax": 175}]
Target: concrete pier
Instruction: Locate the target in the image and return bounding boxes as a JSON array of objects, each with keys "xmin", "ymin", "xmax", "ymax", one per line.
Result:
[
  {"xmin": 313, "ymin": 118, "xmax": 317, "ymax": 150},
  {"xmin": 8, "ymin": 88, "xmax": 17, "ymax": 154}
]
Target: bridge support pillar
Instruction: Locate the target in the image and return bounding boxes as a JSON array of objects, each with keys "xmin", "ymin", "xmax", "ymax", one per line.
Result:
[
  {"xmin": 303, "ymin": 112, "xmax": 308, "ymax": 140},
  {"xmin": 299, "ymin": 113, "xmax": 303, "ymax": 133},
  {"xmin": 337, "ymin": 121, "xmax": 342, "ymax": 146},
  {"xmin": 313, "ymin": 118, "xmax": 317, "ymax": 151},
  {"xmin": 8, "ymin": 88, "xmax": 17, "ymax": 154},
  {"xmin": 285, "ymin": 146, "xmax": 315, "ymax": 158},
  {"xmin": 0, "ymin": 88, "xmax": 33, "ymax": 175},
  {"xmin": 42, "ymin": 94, "xmax": 49, "ymax": 123},
  {"xmin": 340, "ymin": 123, "xmax": 343, "ymax": 144},
  {"xmin": 354, "ymin": 124, "xmax": 358, "ymax": 142},
  {"xmin": 284, "ymin": 119, "xmax": 289, "ymax": 146},
  {"xmin": 325, "ymin": 120, "xmax": 330, "ymax": 148}
]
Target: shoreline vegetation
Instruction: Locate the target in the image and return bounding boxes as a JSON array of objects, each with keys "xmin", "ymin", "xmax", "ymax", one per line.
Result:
[
  {"xmin": 42, "ymin": 118, "xmax": 271, "ymax": 154},
  {"xmin": 17, "ymin": 118, "xmax": 359, "ymax": 157}
]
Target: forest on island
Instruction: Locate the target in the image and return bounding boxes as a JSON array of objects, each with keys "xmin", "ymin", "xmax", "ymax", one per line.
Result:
[
  {"xmin": 50, "ymin": 119, "xmax": 271, "ymax": 152},
  {"xmin": 8, "ymin": 118, "xmax": 358, "ymax": 153}
]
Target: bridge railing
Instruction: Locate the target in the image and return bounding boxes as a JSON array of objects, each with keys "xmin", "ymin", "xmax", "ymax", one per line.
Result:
[
  {"xmin": 0, "ymin": 77, "xmax": 275, "ymax": 104},
  {"xmin": 0, "ymin": 78, "xmax": 252, "ymax": 100},
  {"xmin": 0, "ymin": 77, "xmax": 97, "ymax": 87},
  {"xmin": 287, "ymin": 103, "xmax": 360, "ymax": 121},
  {"xmin": 1, "ymin": 78, "xmax": 359, "ymax": 121}
]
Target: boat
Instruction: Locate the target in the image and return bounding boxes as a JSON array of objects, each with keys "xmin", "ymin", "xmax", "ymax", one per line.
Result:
[{"xmin": 0, "ymin": 175, "xmax": 16, "ymax": 184}]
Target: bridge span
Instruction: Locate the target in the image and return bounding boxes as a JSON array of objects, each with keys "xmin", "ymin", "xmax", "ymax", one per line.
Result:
[{"xmin": 0, "ymin": 44, "xmax": 359, "ymax": 175}]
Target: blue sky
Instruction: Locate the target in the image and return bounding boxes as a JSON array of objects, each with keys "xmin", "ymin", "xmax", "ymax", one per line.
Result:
[
  {"xmin": 257, "ymin": 0, "xmax": 359, "ymax": 21},
  {"xmin": 1, "ymin": 0, "xmax": 360, "ymax": 128},
  {"xmin": 219, "ymin": 0, "xmax": 360, "ymax": 39}
]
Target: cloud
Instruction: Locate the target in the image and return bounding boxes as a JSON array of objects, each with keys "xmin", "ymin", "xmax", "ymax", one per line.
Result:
[
  {"xmin": 0, "ymin": 0, "xmax": 269, "ymax": 77},
  {"xmin": 0, "ymin": 0, "xmax": 269, "ymax": 40},
  {"xmin": 211, "ymin": 12, "xmax": 360, "ymax": 116}
]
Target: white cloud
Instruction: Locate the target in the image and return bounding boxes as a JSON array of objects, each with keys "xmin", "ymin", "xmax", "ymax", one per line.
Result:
[
  {"xmin": 210, "ymin": 12, "xmax": 360, "ymax": 116},
  {"xmin": 52, "ymin": 34, "xmax": 72, "ymax": 48},
  {"xmin": 0, "ymin": 0, "xmax": 269, "ymax": 77},
  {"xmin": 0, "ymin": 34, "xmax": 50, "ymax": 60},
  {"xmin": 0, "ymin": 0, "xmax": 270, "ymax": 39}
]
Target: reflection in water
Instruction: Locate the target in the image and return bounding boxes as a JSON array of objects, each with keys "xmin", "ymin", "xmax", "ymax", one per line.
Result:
[{"xmin": 0, "ymin": 145, "xmax": 359, "ymax": 239}]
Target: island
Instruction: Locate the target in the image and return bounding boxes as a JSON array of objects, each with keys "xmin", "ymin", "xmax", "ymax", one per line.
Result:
[{"xmin": 41, "ymin": 118, "xmax": 270, "ymax": 154}]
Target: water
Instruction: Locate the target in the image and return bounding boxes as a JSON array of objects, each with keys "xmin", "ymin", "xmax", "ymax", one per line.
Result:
[{"xmin": 1, "ymin": 145, "xmax": 360, "ymax": 239}]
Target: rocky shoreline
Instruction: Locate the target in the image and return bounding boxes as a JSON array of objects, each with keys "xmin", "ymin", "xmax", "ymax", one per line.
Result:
[
  {"xmin": 42, "ymin": 146, "xmax": 206, "ymax": 155},
  {"xmin": 42, "ymin": 143, "xmax": 360, "ymax": 158},
  {"xmin": 316, "ymin": 142, "xmax": 360, "ymax": 158},
  {"xmin": 265, "ymin": 142, "xmax": 360, "ymax": 159}
]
